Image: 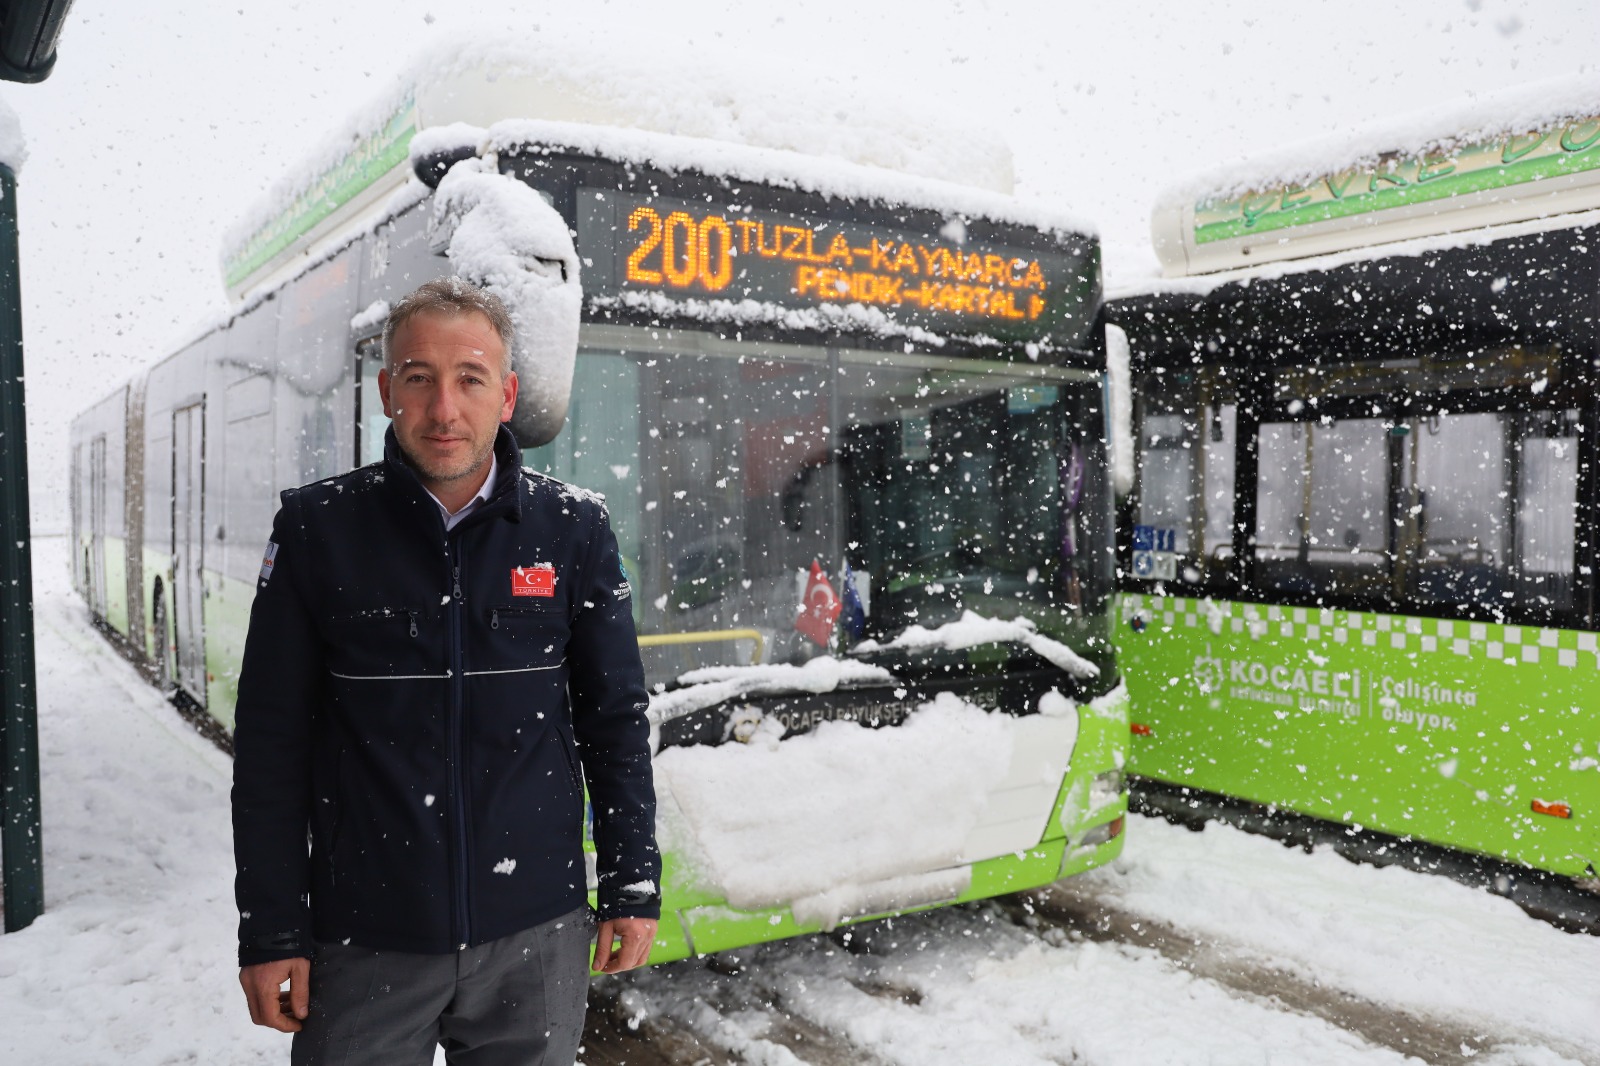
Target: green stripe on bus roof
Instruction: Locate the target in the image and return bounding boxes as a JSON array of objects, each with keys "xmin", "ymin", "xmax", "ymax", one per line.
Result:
[
  {"xmin": 224, "ymin": 99, "xmax": 418, "ymax": 289},
  {"xmin": 1194, "ymin": 118, "xmax": 1600, "ymax": 245}
]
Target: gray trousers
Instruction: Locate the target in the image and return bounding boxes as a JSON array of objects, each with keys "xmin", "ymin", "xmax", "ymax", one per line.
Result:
[{"xmin": 291, "ymin": 907, "xmax": 592, "ymax": 1066}]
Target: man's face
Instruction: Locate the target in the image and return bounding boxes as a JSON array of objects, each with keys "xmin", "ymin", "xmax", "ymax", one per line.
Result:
[{"xmin": 378, "ymin": 309, "xmax": 518, "ymax": 491}]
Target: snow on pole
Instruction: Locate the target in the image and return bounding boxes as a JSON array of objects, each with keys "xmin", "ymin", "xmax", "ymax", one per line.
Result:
[
  {"xmin": 0, "ymin": 91, "xmax": 25, "ymax": 173},
  {"xmin": 427, "ymin": 157, "xmax": 581, "ymax": 447}
]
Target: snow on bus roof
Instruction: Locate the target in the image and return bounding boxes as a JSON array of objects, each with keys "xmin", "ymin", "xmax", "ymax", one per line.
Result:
[
  {"xmin": 1123, "ymin": 72, "xmax": 1600, "ymax": 286},
  {"xmin": 1111, "ymin": 202, "xmax": 1600, "ymax": 303},
  {"xmin": 478, "ymin": 118, "xmax": 1095, "ymax": 238},
  {"xmin": 1162, "ymin": 72, "xmax": 1600, "ymax": 208},
  {"xmin": 219, "ymin": 33, "xmax": 1084, "ymax": 297}
]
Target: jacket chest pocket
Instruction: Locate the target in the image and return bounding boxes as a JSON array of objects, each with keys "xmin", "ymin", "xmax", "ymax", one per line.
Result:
[
  {"xmin": 324, "ymin": 605, "xmax": 443, "ymax": 679},
  {"xmin": 479, "ymin": 603, "xmax": 568, "ymax": 671}
]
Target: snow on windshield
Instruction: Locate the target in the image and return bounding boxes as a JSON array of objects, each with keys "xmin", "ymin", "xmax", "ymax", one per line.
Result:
[
  {"xmin": 651, "ymin": 608, "xmax": 1102, "ymax": 728},
  {"xmin": 648, "ymin": 657, "xmax": 895, "ymax": 725},
  {"xmin": 855, "ymin": 610, "xmax": 1100, "ymax": 678}
]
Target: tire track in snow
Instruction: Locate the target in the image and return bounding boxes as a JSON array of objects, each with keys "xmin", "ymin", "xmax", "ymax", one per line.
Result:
[
  {"xmin": 1014, "ymin": 885, "xmax": 1597, "ymax": 1066},
  {"xmin": 594, "ymin": 903, "xmax": 1443, "ymax": 1066},
  {"xmin": 583, "ymin": 961, "xmax": 897, "ymax": 1066}
]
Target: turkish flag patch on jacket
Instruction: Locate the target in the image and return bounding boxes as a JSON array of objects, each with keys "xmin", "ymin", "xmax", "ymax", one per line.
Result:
[{"xmin": 511, "ymin": 564, "xmax": 556, "ymax": 597}]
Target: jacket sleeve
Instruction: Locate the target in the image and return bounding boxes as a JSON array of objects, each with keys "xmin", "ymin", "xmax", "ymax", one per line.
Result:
[
  {"xmin": 566, "ymin": 510, "xmax": 661, "ymax": 922},
  {"xmin": 232, "ymin": 493, "xmax": 323, "ymax": 966}
]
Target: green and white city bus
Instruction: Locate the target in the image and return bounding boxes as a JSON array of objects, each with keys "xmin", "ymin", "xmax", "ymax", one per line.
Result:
[
  {"xmin": 68, "ymin": 54, "xmax": 1129, "ymax": 963},
  {"xmin": 1110, "ymin": 93, "xmax": 1600, "ymax": 923}
]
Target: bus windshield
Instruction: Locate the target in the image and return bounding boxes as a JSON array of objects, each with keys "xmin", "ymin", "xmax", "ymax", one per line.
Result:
[{"xmin": 526, "ymin": 326, "xmax": 1111, "ymax": 687}]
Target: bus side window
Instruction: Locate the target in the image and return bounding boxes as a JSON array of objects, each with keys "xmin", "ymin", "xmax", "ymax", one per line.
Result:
[
  {"xmin": 1132, "ymin": 374, "xmax": 1236, "ymax": 588},
  {"xmin": 1514, "ymin": 415, "xmax": 1579, "ymax": 612},
  {"xmin": 1253, "ymin": 418, "xmax": 1390, "ymax": 599},
  {"xmin": 1405, "ymin": 410, "xmax": 1578, "ymax": 615},
  {"xmin": 1251, "ymin": 406, "xmax": 1581, "ymax": 619}
]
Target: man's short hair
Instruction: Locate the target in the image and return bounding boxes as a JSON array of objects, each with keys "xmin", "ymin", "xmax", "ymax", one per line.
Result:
[{"xmin": 383, "ymin": 277, "xmax": 516, "ymax": 376}]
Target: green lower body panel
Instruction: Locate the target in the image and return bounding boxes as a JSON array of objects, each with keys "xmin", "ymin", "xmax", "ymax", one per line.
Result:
[
  {"xmin": 613, "ymin": 685, "xmax": 1131, "ymax": 964},
  {"xmin": 1114, "ymin": 592, "xmax": 1600, "ymax": 879}
]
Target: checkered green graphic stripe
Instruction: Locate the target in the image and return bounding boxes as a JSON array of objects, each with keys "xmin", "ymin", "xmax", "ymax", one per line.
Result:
[{"xmin": 1119, "ymin": 595, "xmax": 1597, "ymax": 669}]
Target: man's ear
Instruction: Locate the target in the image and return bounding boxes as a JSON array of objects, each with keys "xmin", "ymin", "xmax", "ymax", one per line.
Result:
[
  {"xmin": 378, "ymin": 367, "xmax": 394, "ymax": 418},
  {"xmin": 500, "ymin": 370, "xmax": 519, "ymax": 424}
]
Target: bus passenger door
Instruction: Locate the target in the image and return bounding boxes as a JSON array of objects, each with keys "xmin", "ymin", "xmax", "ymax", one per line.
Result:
[
  {"xmin": 171, "ymin": 402, "xmax": 206, "ymax": 704},
  {"xmin": 355, "ymin": 336, "xmax": 386, "ymax": 465},
  {"xmin": 89, "ymin": 434, "xmax": 108, "ymax": 616}
]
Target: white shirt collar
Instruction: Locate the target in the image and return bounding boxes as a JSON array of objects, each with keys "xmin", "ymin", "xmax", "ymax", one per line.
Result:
[{"xmin": 426, "ymin": 452, "xmax": 499, "ymax": 532}]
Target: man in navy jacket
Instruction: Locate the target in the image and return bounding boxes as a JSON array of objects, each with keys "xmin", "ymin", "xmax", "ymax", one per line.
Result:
[{"xmin": 232, "ymin": 278, "xmax": 658, "ymax": 1065}]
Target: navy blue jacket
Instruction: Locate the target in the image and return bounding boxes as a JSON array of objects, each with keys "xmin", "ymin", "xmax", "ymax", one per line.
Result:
[{"xmin": 232, "ymin": 426, "xmax": 659, "ymax": 966}]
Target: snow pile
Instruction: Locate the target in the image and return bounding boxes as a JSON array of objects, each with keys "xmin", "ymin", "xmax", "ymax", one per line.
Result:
[
  {"xmin": 1164, "ymin": 71, "xmax": 1600, "ymax": 209},
  {"xmin": 855, "ymin": 610, "xmax": 1100, "ymax": 678},
  {"xmin": 0, "ymin": 91, "xmax": 24, "ymax": 173},
  {"xmin": 653, "ymin": 692, "xmax": 1016, "ymax": 914},
  {"xmin": 431, "ymin": 159, "xmax": 580, "ymax": 447},
  {"xmin": 647, "ymin": 656, "xmax": 893, "ymax": 724}
]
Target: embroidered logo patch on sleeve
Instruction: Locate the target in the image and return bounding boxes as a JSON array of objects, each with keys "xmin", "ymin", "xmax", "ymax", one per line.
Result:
[
  {"xmin": 259, "ymin": 541, "xmax": 280, "ymax": 584},
  {"xmin": 511, "ymin": 564, "xmax": 556, "ymax": 598}
]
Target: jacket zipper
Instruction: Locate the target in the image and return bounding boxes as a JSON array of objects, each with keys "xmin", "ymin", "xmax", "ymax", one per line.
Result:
[
  {"xmin": 447, "ymin": 540, "xmax": 472, "ymax": 947},
  {"xmin": 489, "ymin": 605, "xmax": 554, "ymax": 629}
]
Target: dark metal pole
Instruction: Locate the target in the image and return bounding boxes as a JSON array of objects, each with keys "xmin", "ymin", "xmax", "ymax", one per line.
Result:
[{"xmin": 0, "ymin": 160, "xmax": 42, "ymax": 932}]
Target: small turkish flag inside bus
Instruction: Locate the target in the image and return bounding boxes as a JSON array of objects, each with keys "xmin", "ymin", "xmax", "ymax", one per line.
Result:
[
  {"xmin": 795, "ymin": 560, "xmax": 841, "ymax": 647},
  {"xmin": 511, "ymin": 564, "xmax": 556, "ymax": 597}
]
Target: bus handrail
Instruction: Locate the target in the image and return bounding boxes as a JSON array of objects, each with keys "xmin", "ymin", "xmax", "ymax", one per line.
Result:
[{"xmin": 637, "ymin": 628, "xmax": 765, "ymax": 666}]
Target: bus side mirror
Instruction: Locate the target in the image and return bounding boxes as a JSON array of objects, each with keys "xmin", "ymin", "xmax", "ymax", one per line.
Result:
[{"xmin": 0, "ymin": 0, "xmax": 74, "ymax": 83}]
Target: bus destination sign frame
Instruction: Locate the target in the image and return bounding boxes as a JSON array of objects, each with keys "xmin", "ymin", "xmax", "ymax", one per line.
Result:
[{"xmin": 577, "ymin": 188, "xmax": 1093, "ymax": 350}]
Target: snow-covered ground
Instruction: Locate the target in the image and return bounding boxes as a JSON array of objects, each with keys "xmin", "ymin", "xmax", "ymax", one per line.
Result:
[{"xmin": 4, "ymin": 534, "xmax": 1597, "ymax": 1065}]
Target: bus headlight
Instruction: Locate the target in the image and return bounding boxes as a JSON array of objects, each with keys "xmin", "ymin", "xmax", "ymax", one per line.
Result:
[{"xmin": 1089, "ymin": 769, "xmax": 1127, "ymax": 810}]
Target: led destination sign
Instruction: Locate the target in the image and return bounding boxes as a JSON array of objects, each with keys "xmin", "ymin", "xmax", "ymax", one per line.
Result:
[{"xmin": 577, "ymin": 189, "xmax": 1092, "ymax": 347}]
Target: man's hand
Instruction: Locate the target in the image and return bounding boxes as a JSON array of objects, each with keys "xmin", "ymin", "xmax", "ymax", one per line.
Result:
[
  {"xmin": 592, "ymin": 917, "xmax": 657, "ymax": 974},
  {"xmin": 240, "ymin": 957, "xmax": 311, "ymax": 1032}
]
